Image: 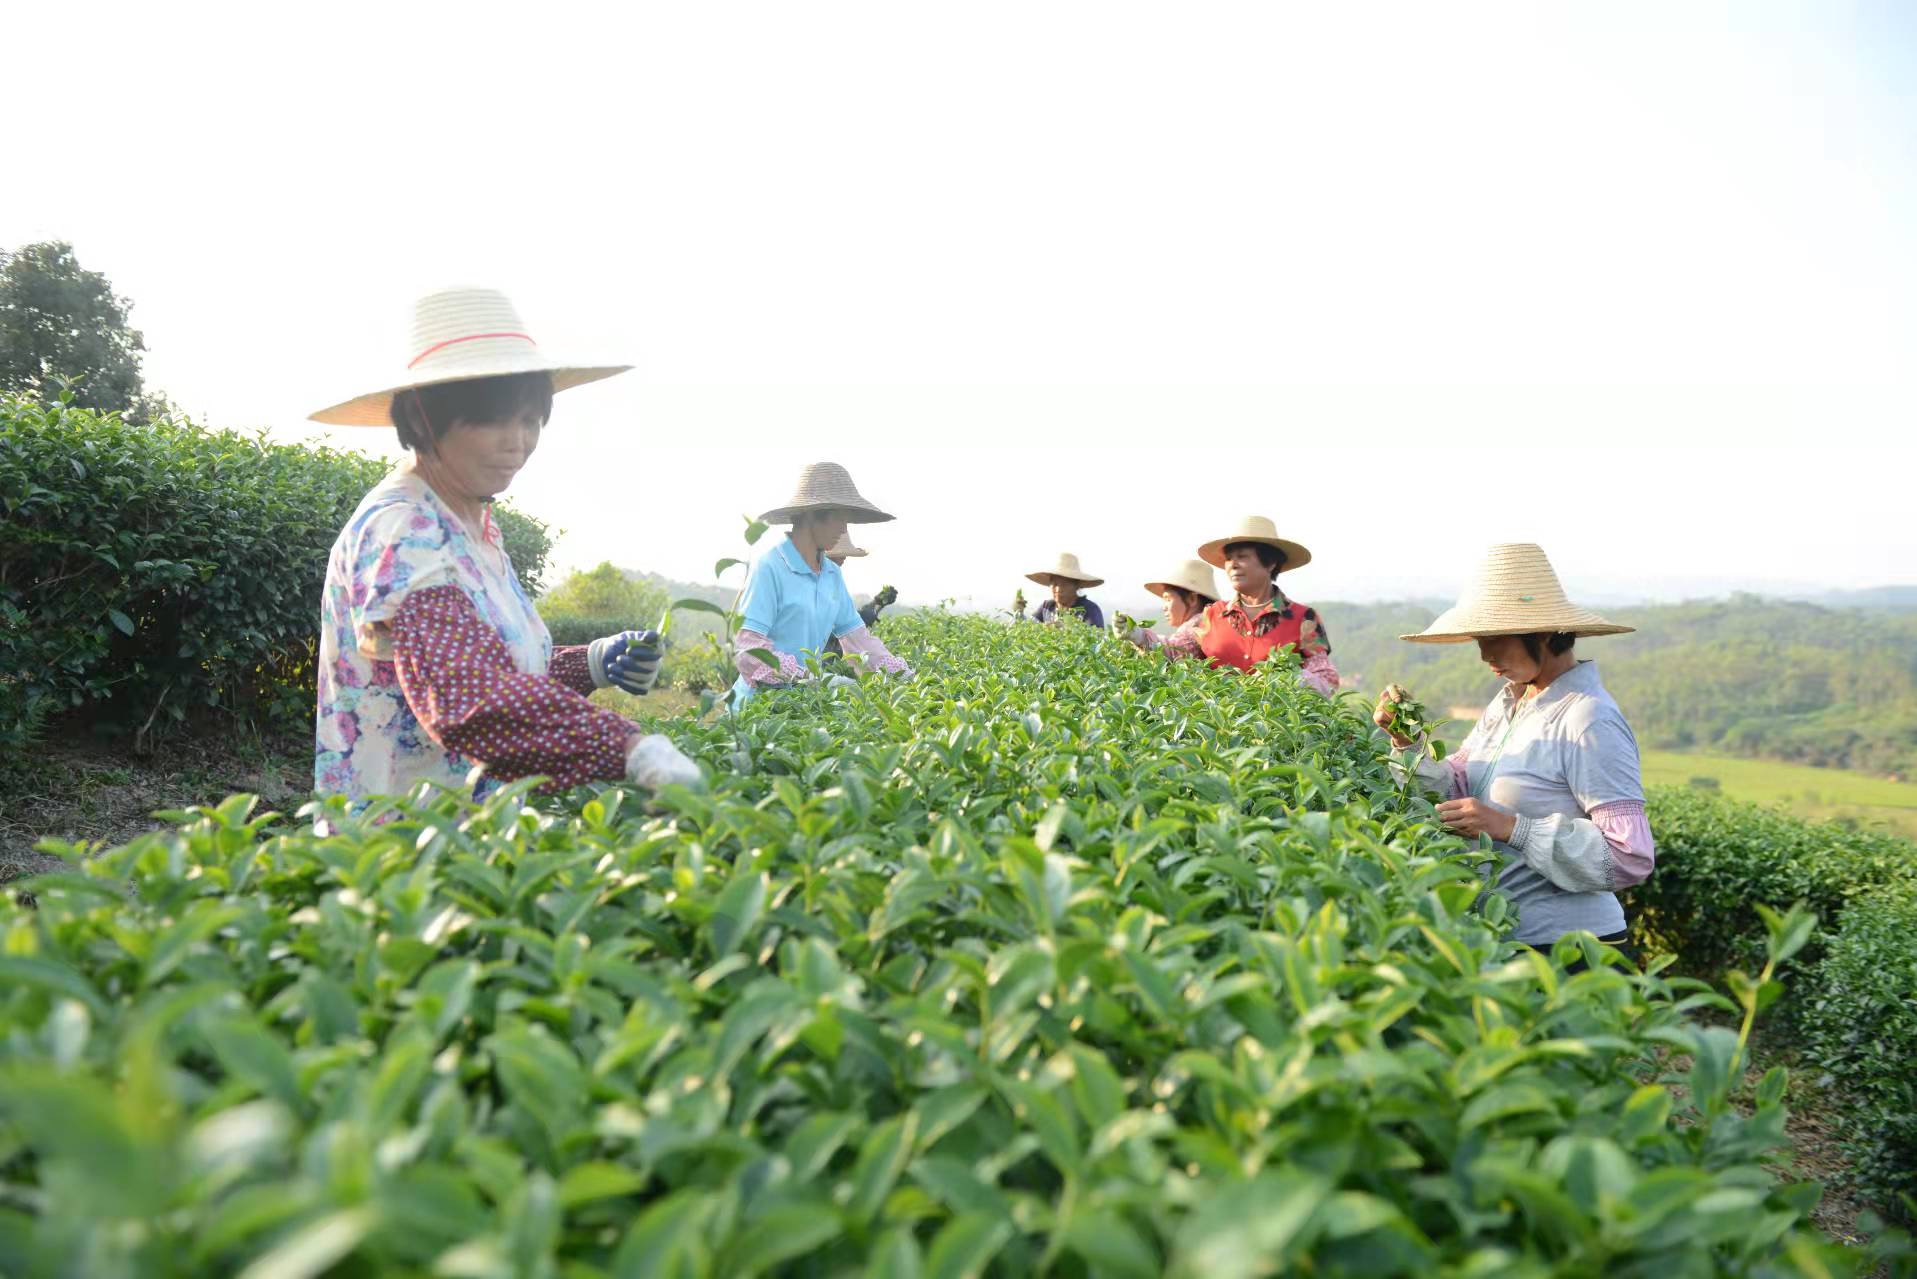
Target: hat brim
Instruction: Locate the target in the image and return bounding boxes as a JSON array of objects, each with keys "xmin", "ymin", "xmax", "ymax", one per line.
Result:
[
  {"xmin": 1143, "ymin": 580, "xmax": 1216, "ymax": 600},
  {"xmin": 1400, "ymin": 609, "xmax": 1635, "ymax": 644},
  {"xmin": 760, "ymin": 502, "xmax": 895, "ymax": 525},
  {"xmin": 309, "ymin": 363, "xmax": 632, "ymax": 426},
  {"xmin": 829, "ymin": 546, "xmax": 869, "ymax": 559},
  {"xmin": 1028, "ymin": 572, "xmax": 1104, "ymax": 588},
  {"xmin": 1198, "ymin": 535, "xmax": 1313, "ymax": 572}
]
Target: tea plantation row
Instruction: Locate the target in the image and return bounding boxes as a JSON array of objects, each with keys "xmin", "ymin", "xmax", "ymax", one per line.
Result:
[{"xmin": 0, "ymin": 614, "xmax": 1900, "ymax": 1276}]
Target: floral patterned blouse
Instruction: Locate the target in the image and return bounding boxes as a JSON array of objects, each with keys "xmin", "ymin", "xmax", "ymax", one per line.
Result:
[{"xmin": 314, "ymin": 464, "xmax": 631, "ymax": 801}]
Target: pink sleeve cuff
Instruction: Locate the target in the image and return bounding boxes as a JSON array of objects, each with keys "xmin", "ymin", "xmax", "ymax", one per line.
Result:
[
  {"xmin": 734, "ymin": 629, "xmax": 808, "ymax": 688},
  {"xmin": 1590, "ymin": 799, "xmax": 1656, "ymax": 887},
  {"xmin": 838, "ymin": 625, "xmax": 910, "ymax": 675},
  {"xmin": 1299, "ymin": 652, "xmax": 1341, "ymax": 697}
]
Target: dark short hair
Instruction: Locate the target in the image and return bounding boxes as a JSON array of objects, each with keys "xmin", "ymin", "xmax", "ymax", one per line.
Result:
[
  {"xmin": 1223, "ymin": 541, "xmax": 1286, "ymax": 582},
  {"xmin": 1519, "ymin": 632, "xmax": 1578, "ymax": 661},
  {"xmin": 1167, "ymin": 586, "xmax": 1217, "ymax": 610},
  {"xmin": 392, "ymin": 372, "xmax": 554, "ymax": 452}
]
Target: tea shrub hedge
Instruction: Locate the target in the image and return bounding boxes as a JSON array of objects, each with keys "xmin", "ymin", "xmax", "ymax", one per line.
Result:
[
  {"xmin": 0, "ymin": 391, "xmax": 552, "ymax": 746},
  {"xmin": 0, "ymin": 614, "xmax": 1876, "ymax": 1276}
]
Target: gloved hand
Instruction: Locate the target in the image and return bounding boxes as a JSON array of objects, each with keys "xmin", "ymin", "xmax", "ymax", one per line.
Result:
[
  {"xmin": 588, "ymin": 629, "xmax": 663, "ymax": 696},
  {"xmin": 875, "ymin": 585, "xmax": 898, "ymax": 608},
  {"xmin": 625, "ymin": 733, "xmax": 703, "ymax": 788},
  {"xmin": 1110, "ymin": 619, "xmax": 1149, "ymax": 648},
  {"xmin": 824, "ymin": 674, "xmax": 859, "ymax": 689}
]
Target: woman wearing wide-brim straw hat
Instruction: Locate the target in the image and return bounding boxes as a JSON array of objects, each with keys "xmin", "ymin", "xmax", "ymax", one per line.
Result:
[
  {"xmin": 1025, "ymin": 553, "xmax": 1107, "ymax": 628},
  {"xmin": 1114, "ymin": 560, "xmax": 1218, "ymax": 648},
  {"xmin": 310, "ymin": 287, "xmax": 701, "ymax": 807},
  {"xmin": 1125, "ymin": 516, "xmax": 1340, "ymax": 696},
  {"xmin": 823, "ymin": 530, "xmax": 899, "ymax": 655},
  {"xmin": 1375, "ymin": 543, "xmax": 1653, "ymax": 959},
  {"xmin": 731, "ymin": 463, "xmax": 913, "ymax": 702}
]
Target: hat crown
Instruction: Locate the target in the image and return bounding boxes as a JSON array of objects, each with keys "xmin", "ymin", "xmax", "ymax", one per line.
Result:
[
  {"xmin": 760, "ymin": 461, "xmax": 895, "ymax": 524},
  {"xmin": 1466, "ymin": 543, "xmax": 1571, "ymax": 607},
  {"xmin": 407, "ymin": 287, "xmax": 539, "ymax": 372},
  {"xmin": 1229, "ymin": 515, "xmax": 1281, "ymax": 540}
]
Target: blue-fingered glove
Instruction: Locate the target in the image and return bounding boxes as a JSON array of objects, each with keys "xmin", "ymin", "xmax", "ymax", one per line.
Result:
[{"xmin": 588, "ymin": 629, "xmax": 663, "ymax": 696}]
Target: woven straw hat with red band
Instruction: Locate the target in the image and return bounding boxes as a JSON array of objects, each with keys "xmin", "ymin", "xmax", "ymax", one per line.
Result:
[{"xmin": 309, "ymin": 287, "xmax": 631, "ymax": 426}]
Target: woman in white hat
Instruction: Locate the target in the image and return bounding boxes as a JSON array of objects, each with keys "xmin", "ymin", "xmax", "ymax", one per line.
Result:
[
  {"xmin": 1141, "ymin": 517, "xmax": 1340, "ymax": 696},
  {"xmin": 1026, "ymin": 554, "xmax": 1106, "ymax": 628},
  {"xmin": 1374, "ymin": 543, "xmax": 1654, "ymax": 956},
  {"xmin": 823, "ymin": 530, "xmax": 898, "ymax": 655},
  {"xmin": 731, "ymin": 463, "xmax": 913, "ymax": 701},
  {"xmin": 310, "ymin": 287, "xmax": 701, "ymax": 803},
  {"xmin": 1117, "ymin": 559, "xmax": 1219, "ymax": 646}
]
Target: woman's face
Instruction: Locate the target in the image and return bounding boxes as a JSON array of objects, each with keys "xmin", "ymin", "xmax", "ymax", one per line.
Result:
[
  {"xmin": 1050, "ymin": 579, "xmax": 1080, "ymax": 607},
  {"xmin": 1476, "ymin": 634, "xmax": 1540, "ymax": 685},
  {"xmin": 429, "ymin": 408, "xmax": 543, "ymax": 498},
  {"xmin": 809, "ymin": 510, "xmax": 850, "ymax": 550},
  {"xmin": 1224, "ymin": 545, "xmax": 1271, "ymax": 596},
  {"xmin": 1162, "ymin": 587, "xmax": 1202, "ymax": 626}
]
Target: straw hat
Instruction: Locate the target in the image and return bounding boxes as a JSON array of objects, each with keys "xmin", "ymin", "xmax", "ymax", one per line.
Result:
[
  {"xmin": 759, "ymin": 462, "xmax": 895, "ymax": 525},
  {"xmin": 825, "ymin": 530, "xmax": 868, "ymax": 560},
  {"xmin": 1402, "ymin": 543, "xmax": 1634, "ymax": 643},
  {"xmin": 1144, "ymin": 559, "xmax": 1220, "ymax": 601},
  {"xmin": 1197, "ymin": 515, "xmax": 1313, "ymax": 572},
  {"xmin": 1027, "ymin": 552, "xmax": 1104, "ymax": 588},
  {"xmin": 309, "ymin": 287, "xmax": 631, "ymax": 426}
]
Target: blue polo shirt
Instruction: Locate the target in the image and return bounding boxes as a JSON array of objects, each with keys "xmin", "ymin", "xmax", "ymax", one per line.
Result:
[{"xmin": 731, "ymin": 534, "xmax": 864, "ymax": 703}]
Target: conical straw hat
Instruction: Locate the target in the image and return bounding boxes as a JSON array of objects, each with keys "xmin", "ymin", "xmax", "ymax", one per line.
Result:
[
  {"xmin": 1027, "ymin": 552, "xmax": 1103, "ymax": 588},
  {"xmin": 310, "ymin": 287, "xmax": 631, "ymax": 426},
  {"xmin": 1402, "ymin": 543, "xmax": 1633, "ymax": 643},
  {"xmin": 825, "ymin": 529, "xmax": 868, "ymax": 560},
  {"xmin": 1197, "ymin": 515, "xmax": 1313, "ymax": 572},
  {"xmin": 1143, "ymin": 559, "xmax": 1220, "ymax": 600},
  {"xmin": 759, "ymin": 462, "xmax": 895, "ymax": 525}
]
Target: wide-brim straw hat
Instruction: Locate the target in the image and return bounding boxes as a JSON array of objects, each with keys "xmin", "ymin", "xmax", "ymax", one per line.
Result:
[
  {"xmin": 1197, "ymin": 515, "xmax": 1313, "ymax": 572},
  {"xmin": 759, "ymin": 462, "xmax": 895, "ymax": 525},
  {"xmin": 1027, "ymin": 552, "xmax": 1104, "ymax": 588},
  {"xmin": 1402, "ymin": 543, "xmax": 1634, "ymax": 643},
  {"xmin": 309, "ymin": 287, "xmax": 631, "ymax": 426},
  {"xmin": 1144, "ymin": 559, "xmax": 1220, "ymax": 600},
  {"xmin": 825, "ymin": 530, "xmax": 868, "ymax": 559}
]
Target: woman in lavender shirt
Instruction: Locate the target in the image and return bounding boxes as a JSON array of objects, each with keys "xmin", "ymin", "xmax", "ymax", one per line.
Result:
[{"xmin": 1373, "ymin": 544, "xmax": 1655, "ymax": 957}]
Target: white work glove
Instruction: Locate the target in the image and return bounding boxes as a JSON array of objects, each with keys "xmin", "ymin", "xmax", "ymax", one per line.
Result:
[
  {"xmin": 588, "ymin": 630, "xmax": 664, "ymax": 696},
  {"xmin": 1110, "ymin": 620, "xmax": 1149, "ymax": 647},
  {"xmin": 823, "ymin": 674, "xmax": 859, "ymax": 689},
  {"xmin": 624, "ymin": 734, "xmax": 703, "ymax": 789}
]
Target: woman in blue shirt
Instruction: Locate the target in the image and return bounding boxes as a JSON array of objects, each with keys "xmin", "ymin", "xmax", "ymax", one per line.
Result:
[{"xmin": 731, "ymin": 462, "xmax": 914, "ymax": 702}]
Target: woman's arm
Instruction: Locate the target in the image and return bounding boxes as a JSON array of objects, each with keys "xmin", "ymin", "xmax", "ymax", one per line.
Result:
[
  {"xmin": 391, "ymin": 585, "xmax": 636, "ymax": 791},
  {"xmin": 1510, "ymin": 714, "xmax": 1656, "ymax": 892},
  {"xmin": 838, "ymin": 625, "xmax": 911, "ymax": 677},
  {"xmin": 733, "ymin": 629, "xmax": 810, "ymax": 688}
]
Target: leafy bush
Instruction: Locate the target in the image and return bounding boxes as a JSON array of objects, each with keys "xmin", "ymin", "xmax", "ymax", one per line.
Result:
[
  {"xmin": 1633, "ymin": 786, "xmax": 1916, "ymax": 977},
  {"xmin": 0, "ymin": 391, "xmax": 553, "ymax": 746},
  {"xmin": 0, "ymin": 614, "xmax": 1862, "ymax": 1276},
  {"xmin": 1803, "ymin": 882, "xmax": 1917, "ymax": 1219},
  {"xmin": 538, "ymin": 561, "xmax": 670, "ymax": 647}
]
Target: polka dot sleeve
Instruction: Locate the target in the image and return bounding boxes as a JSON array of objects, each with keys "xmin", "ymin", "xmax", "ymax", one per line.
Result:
[
  {"xmin": 392, "ymin": 585, "xmax": 634, "ymax": 792},
  {"xmin": 548, "ymin": 645, "xmax": 597, "ymax": 697}
]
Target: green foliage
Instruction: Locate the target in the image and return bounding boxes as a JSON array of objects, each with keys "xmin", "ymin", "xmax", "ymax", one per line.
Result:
[
  {"xmin": 1327, "ymin": 595, "xmax": 1917, "ymax": 776},
  {"xmin": 0, "ymin": 391, "xmax": 553, "ymax": 746},
  {"xmin": 1633, "ymin": 787, "xmax": 1917, "ymax": 977},
  {"xmin": 493, "ymin": 503, "xmax": 555, "ymax": 597},
  {"xmin": 0, "ymin": 241, "xmax": 161, "ymax": 424},
  {"xmin": 1802, "ymin": 882, "xmax": 1917, "ymax": 1219},
  {"xmin": 0, "ymin": 614, "xmax": 1862, "ymax": 1276},
  {"xmin": 538, "ymin": 562, "xmax": 670, "ymax": 646}
]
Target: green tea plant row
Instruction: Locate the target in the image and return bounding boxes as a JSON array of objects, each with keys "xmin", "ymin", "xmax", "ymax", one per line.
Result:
[
  {"xmin": 0, "ymin": 614, "xmax": 1895, "ymax": 1277},
  {"xmin": 0, "ymin": 391, "xmax": 551, "ymax": 747},
  {"xmin": 1634, "ymin": 785, "xmax": 1917, "ymax": 1218}
]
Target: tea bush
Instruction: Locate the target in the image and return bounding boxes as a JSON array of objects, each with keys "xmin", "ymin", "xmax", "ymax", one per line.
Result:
[
  {"xmin": 0, "ymin": 391, "xmax": 552, "ymax": 746},
  {"xmin": 1802, "ymin": 882, "xmax": 1917, "ymax": 1218},
  {"xmin": 0, "ymin": 615, "xmax": 1875, "ymax": 1276},
  {"xmin": 1633, "ymin": 786, "xmax": 1916, "ymax": 977}
]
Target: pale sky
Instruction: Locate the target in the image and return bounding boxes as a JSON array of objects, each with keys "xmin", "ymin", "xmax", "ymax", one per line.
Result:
[{"xmin": 8, "ymin": 1, "xmax": 1915, "ymax": 609}]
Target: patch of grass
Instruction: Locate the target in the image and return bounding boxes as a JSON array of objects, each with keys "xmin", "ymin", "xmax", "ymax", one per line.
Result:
[{"xmin": 1642, "ymin": 750, "xmax": 1917, "ymax": 840}]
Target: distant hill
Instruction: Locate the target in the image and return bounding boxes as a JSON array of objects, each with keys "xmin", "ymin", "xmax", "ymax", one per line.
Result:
[{"xmin": 1323, "ymin": 595, "xmax": 1917, "ymax": 778}]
